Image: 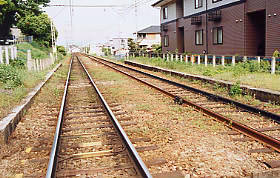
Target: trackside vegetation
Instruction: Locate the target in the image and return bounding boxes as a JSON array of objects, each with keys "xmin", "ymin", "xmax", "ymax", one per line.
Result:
[
  {"xmin": 129, "ymin": 57, "xmax": 280, "ymax": 91},
  {"xmin": 0, "ymin": 42, "xmax": 67, "ymax": 118}
]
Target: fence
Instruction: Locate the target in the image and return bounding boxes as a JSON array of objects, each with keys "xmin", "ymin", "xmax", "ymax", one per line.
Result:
[
  {"xmin": 129, "ymin": 52, "xmax": 280, "ymax": 74},
  {"xmin": 0, "ymin": 46, "xmax": 18, "ymax": 65},
  {"xmin": 26, "ymin": 50, "xmax": 55, "ymax": 71},
  {"xmin": 0, "ymin": 46, "xmax": 55, "ymax": 72}
]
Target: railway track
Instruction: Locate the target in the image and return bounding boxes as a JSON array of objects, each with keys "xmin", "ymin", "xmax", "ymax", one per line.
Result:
[
  {"xmin": 46, "ymin": 55, "xmax": 151, "ymax": 177},
  {"xmin": 82, "ymin": 53, "xmax": 280, "ymax": 168}
]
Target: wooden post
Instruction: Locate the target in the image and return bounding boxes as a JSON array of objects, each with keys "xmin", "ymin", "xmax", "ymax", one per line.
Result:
[
  {"xmin": 33, "ymin": 59, "xmax": 37, "ymax": 71},
  {"xmin": 5, "ymin": 46, "xmax": 9, "ymax": 65},
  {"xmin": 232, "ymin": 56, "xmax": 236, "ymax": 66},
  {"xmin": 222, "ymin": 56, "xmax": 225, "ymax": 66},
  {"xmin": 27, "ymin": 50, "xmax": 33, "ymax": 71},
  {"xmin": 213, "ymin": 55, "xmax": 216, "ymax": 67},
  {"xmin": 185, "ymin": 55, "xmax": 188, "ymax": 63},
  {"xmin": 0, "ymin": 47, "xmax": 3, "ymax": 64},
  {"xmin": 257, "ymin": 56, "xmax": 261, "ymax": 64},
  {"xmin": 205, "ymin": 55, "xmax": 208, "ymax": 66},
  {"xmin": 167, "ymin": 54, "xmax": 169, "ymax": 61},
  {"xmin": 175, "ymin": 54, "xmax": 178, "ymax": 61},
  {"xmin": 197, "ymin": 55, "xmax": 201, "ymax": 65},
  {"xmin": 191, "ymin": 55, "xmax": 194, "ymax": 65},
  {"xmin": 10, "ymin": 46, "xmax": 14, "ymax": 60},
  {"xmin": 271, "ymin": 57, "xmax": 276, "ymax": 74},
  {"xmin": 171, "ymin": 54, "xmax": 173, "ymax": 61},
  {"xmin": 243, "ymin": 56, "xmax": 247, "ymax": 62},
  {"xmin": 180, "ymin": 54, "xmax": 183, "ymax": 62},
  {"xmin": 14, "ymin": 46, "xmax": 17, "ymax": 59}
]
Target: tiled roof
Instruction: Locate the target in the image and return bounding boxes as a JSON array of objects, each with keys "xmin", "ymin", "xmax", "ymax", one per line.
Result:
[{"xmin": 137, "ymin": 26, "xmax": 160, "ymax": 34}]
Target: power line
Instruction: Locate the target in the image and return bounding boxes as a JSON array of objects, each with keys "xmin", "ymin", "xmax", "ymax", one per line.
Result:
[{"xmin": 48, "ymin": 4, "xmax": 126, "ymax": 8}]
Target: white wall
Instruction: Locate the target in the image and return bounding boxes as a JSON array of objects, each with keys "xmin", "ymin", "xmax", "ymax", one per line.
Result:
[{"xmin": 161, "ymin": 3, "xmax": 177, "ymax": 23}]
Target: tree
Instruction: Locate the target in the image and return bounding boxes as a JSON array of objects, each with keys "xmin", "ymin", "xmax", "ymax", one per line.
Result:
[
  {"xmin": 151, "ymin": 44, "xmax": 162, "ymax": 53},
  {"xmin": 57, "ymin": 46, "xmax": 66, "ymax": 56},
  {"xmin": 0, "ymin": 0, "xmax": 50, "ymax": 37},
  {"xmin": 17, "ymin": 13, "xmax": 57, "ymax": 47},
  {"xmin": 128, "ymin": 38, "xmax": 140, "ymax": 53}
]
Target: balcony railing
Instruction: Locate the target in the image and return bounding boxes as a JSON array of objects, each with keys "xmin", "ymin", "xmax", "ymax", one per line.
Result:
[
  {"xmin": 208, "ymin": 10, "xmax": 222, "ymax": 21},
  {"xmin": 191, "ymin": 16, "xmax": 202, "ymax": 25}
]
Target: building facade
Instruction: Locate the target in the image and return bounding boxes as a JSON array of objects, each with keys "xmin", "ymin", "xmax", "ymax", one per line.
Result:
[
  {"xmin": 136, "ymin": 26, "xmax": 161, "ymax": 50},
  {"xmin": 111, "ymin": 38, "xmax": 129, "ymax": 56},
  {"xmin": 153, "ymin": 0, "xmax": 280, "ymax": 56}
]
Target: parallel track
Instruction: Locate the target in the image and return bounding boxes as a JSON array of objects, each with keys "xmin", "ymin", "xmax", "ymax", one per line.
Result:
[
  {"xmin": 82, "ymin": 54, "xmax": 280, "ymax": 158},
  {"xmin": 46, "ymin": 55, "xmax": 151, "ymax": 177}
]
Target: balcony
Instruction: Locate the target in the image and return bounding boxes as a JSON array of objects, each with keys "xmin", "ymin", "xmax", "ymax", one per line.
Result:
[
  {"xmin": 208, "ymin": 10, "xmax": 222, "ymax": 21},
  {"xmin": 161, "ymin": 25, "xmax": 168, "ymax": 32},
  {"xmin": 191, "ymin": 16, "xmax": 202, "ymax": 25}
]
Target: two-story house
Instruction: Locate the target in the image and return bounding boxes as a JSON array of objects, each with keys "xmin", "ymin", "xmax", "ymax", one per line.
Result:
[
  {"xmin": 136, "ymin": 26, "xmax": 161, "ymax": 50},
  {"xmin": 153, "ymin": 0, "xmax": 280, "ymax": 56}
]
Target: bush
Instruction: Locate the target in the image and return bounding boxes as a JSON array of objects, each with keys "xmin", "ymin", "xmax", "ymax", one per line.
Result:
[
  {"xmin": 0, "ymin": 65, "xmax": 22, "ymax": 89},
  {"xmin": 57, "ymin": 46, "xmax": 67, "ymax": 56},
  {"xmin": 10, "ymin": 59, "xmax": 26, "ymax": 69},
  {"xmin": 229, "ymin": 82, "xmax": 242, "ymax": 96},
  {"xmin": 273, "ymin": 50, "xmax": 280, "ymax": 57}
]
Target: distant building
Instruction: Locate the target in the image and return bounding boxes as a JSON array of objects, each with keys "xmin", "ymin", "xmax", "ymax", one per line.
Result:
[
  {"xmin": 136, "ymin": 26, "xmax": 161, "ymax": 50},
  {"xmin": 152, "ymin": 0, "xmax": 280, "ymax": 56},
  {"xmin": 111, "ymin": 38, "xmax": 129, "ymax": 56},
  {"xmin": 89, "ymin": 43, "xmax": 104, "ymax": 56}
]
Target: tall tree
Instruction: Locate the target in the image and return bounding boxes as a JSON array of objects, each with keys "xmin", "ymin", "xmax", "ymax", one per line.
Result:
[
  {"xmin": 0, "ymin": 0, "xmax": 50, "ymax": 37},
  {"xmin": 17, "ymin": 13, "xmax": 57, "ymax": 47}
]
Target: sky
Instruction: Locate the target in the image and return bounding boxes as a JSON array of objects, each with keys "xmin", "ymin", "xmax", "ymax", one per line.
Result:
[{"xmin": 43, "ymin": 0, "xmax": 160, "ymax": 46}]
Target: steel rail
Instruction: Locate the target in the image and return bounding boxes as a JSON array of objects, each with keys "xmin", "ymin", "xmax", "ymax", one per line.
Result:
[
  {"xmin": 46, "ymin": 56, "xmax": 73, "ymax": 178},
  {"xmin": 76, "ymin": 56, "xmax": 152, "ymax": 178},
  {"xmin": 84, "ymin": 54, "xmax": 280, "ymax": 124},
  {"xmin": 82, "ymin": 54, "xmax": 280, "ymax": 153}
]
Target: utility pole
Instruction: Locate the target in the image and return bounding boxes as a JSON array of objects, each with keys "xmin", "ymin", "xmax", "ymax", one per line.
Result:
[
  {"xmin": 69, "ymin": 0, "xmax": 73, "ymax": 50},
  {"xmin": 135, "ymin": 0, "xmax": 137, "ymax": 38},
  {"xmin": 50, "ymin": 20, "xmax": 57, "ymax": 61}
]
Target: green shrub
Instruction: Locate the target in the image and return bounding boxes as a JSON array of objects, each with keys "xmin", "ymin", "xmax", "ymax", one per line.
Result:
[
  {"xmin": 57, "ymin": 46, "xmax": 67, "ymax": 56},
  {"xmin": 273, "ymin": 50, "xmax": 280, "ymax": 57},
  {"xmin": 0, "ymin": 65, "xmax": 22, "ymax": 89},
  {"xmin": 10, "ymin": 60, "xmax": 26, "ymax": 69},
  {"xmin": 229, "ymin": 82, "xmax": 242, "ymax": 96}
]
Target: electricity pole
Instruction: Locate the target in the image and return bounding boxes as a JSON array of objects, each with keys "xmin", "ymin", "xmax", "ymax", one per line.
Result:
[
  {"xmin": 135, "ymin": 0, "xmax": 138, "ymax": 42},
  {"xmin": 50, "ymin": 20, "xmax": 57, "ymax": 60}
]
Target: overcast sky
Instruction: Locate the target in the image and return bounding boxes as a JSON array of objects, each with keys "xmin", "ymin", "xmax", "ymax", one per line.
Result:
[{"xmin": 43, "ymin": 0, "xmax": 160, "ymax": 46}]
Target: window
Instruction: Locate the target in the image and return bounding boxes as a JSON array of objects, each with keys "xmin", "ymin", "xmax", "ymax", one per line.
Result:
[
  {"xmin": 212, "ymin": 0, "xmax": 222, "ymax": 3},
  {"xmin": 213, "ymin": 27, "xmax": 223, "ymax": 44},
  {"xmin": 195, "ymin": 30, "xmax": 203, "ymax": 45},
  {"xmin": 163, "ymin": 7, "xmax": 168, "ymax": 19},
  {"xmin": 164, "ymin": 35, "xmax": 169, "ymax": 47},
  {"xmin": 195, "ymin": 0, "xmax": 203, "ymax": 9}
]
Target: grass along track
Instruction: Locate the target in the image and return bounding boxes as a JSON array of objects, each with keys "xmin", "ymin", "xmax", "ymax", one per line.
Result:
[
  {"xmin": 128, "ymin": 57, "xmax": 280, "ymax": 92},
  {"xmin": 80, "ymin": 54, "xmax": 280, "ymax": 177},
  {"xmin": 123, "ymin": 60, "xmax": 280, "ymax": 112},
  {"xmin": 0, "ymin": 59, "xmax": 70, "ymax": 177}
]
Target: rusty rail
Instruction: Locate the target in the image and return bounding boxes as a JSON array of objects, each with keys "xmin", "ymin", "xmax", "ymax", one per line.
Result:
[{"xmin": 82, "ymin": 53, "xmax": 280, "ymax": 153}]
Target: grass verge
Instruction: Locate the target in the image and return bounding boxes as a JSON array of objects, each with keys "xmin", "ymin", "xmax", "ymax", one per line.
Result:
[{"xmin": 128, "ymin": 57, "xmax": 280, "ymax": 91}]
